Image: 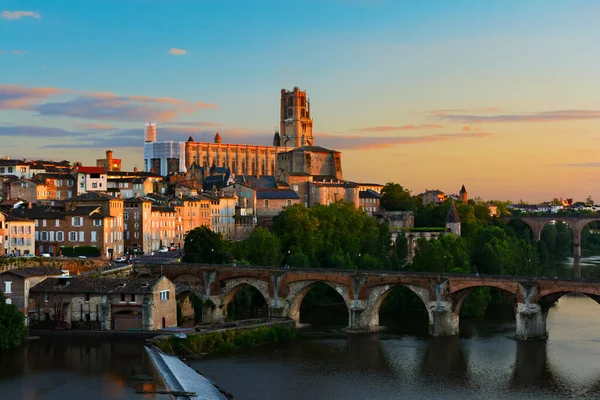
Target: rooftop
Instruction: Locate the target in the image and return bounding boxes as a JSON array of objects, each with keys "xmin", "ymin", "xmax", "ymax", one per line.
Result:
[
  {"xmin": 1, "ymin": 266, "xmax": 63, "ymax": 278},
  {"xmin": 30, "ymin": 277, "xmax": 165, "ymax": 294}
]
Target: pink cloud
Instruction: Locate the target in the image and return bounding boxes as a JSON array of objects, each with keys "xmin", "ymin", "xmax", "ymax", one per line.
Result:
[
  {"xmin": 1, "ymin": 10, "xmax": 41, "ymax": 20},
  {"xmin": 430, "ymin": 109, "xmax": 600, "ymax": 123},
  {"xmin": 0, "ymin": 84, "xmax": 217, "ymax": 122},
  {"xmin": 356, "ymin": 124, "xmax": 443, "ymax": 132},
  {"xmin": 75, "ymin": 123, "xmax": 117, "ymax": 131},
  {"xmin": 462, "ymin": 125, "xmax": 471, "ymax": 131},
  {"xmin": 318, "ymin": 131, "xmax": 492, "ymax": 150},
  {"xmin": 169, "ymin": 48, "xmax": 187, "ymax": 56}
]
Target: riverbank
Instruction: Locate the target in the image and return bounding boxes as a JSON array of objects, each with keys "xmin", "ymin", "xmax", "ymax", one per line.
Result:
[{"xmin": 152, "ymin": 319, "xmax": 296, "ymax": 358}]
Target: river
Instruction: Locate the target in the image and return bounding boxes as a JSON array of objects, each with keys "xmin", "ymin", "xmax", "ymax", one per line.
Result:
[{"xmin": 2, "ymin": 291, "xmax": 600, "ymax": 399}]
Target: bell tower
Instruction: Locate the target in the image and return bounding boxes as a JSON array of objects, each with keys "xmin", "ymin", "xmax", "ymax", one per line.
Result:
[{"xmin": 280, "ymin": 87, "xmax": 314, "ymax": 148}]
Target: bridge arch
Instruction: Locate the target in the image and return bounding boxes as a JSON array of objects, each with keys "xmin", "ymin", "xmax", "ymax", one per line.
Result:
[
  {"xmin": 361, "ymin": 283, "xmax": 431, "ymax": 330},
  {"xmin": 540, "ymin": 290, "xmax": 600, "ymax": 311},
  {"xmin": 451, "ymin": 285, "xmax": 518, "ymax": 316},
  {"xmin": 285, "ymin": 280, "xmax": 352, "ymax": 325},
  {"xmin": 218, "ymin": 277, "xmax": 272, "ymax": 319}
]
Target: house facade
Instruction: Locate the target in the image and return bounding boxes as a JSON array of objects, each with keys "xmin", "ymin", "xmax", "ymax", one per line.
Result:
[
  {"xmin": 29, "ymin": 276, "xmax": 177, "ymax": 331},
  {"xmin": 0, "ymin": 266, "xmax": 63, "ymax": 324},
  {"xmin": 1, "ymin": 212, "xmax": 35, "ymax": 256},
  {"xmin": 70, "ymin": 166, "xmax": 107, "ymax": 195}
]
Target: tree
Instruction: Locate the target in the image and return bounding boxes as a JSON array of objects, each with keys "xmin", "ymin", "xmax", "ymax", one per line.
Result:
[
  {"xmin": 0, "ymin": 292, "xmax": 27, "ymax": 350},
  {"xmin": 244, "ymin": 227, "xmax": 283, "ymax": 266},
  {"xmin": 183, "ymin": 226, "xmax": 229, "ymax": 263},
  {"xmin": 586, "ymin": 195, "xmax": 594, "ymax": 206},
  {"xmin": 380, "ymin": 183, "xmax": 414, "ymax": 211},
  {"xmin": 395, "ymin": 233, "xmax": 409, "ymax": 267}
]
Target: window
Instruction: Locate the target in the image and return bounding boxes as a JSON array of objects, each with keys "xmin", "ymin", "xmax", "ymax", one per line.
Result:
[
  {"xmin": 57, "ymin": 231, "xmax": 64, "ymax": 242},
  {"xmin": 264, "ymin": 199, "xmax": 269, "ymax": 207},
  {"xmin": 44, "ymin": 292, "xmax": 49, "ymax": 302},
  {"xmin": 42, "ymin": 219, "xmax": 47, "ymax": 227},
  {"xmin": 55, "ymin": 219, "xmax": 60, "ymax": 227},
  {"xmin": 79, "ymin": 232, "xmax": 85, "ymax": 242},
  {"xmin": 93, "ymin": 220, "xmax": 101, "ymax": 226},
  {"xmin": 91, "ymin": 231, "xmax": 97, "ymax": 242},
  {"xmin": 5, "ymin": 298, "xmax": 11, "ymax": 305},
  {"xmin": 8, "ymin": 167, "xmax": 13, "ymax": 173},
  {"xmin": 124, "ymin": 212, "xmax": 129, "ymax": 220},
  {"xmin": 120, "ymin": 294, "xmax": 126, "ymax": 303},
  {"xmin": 92, "ymin": 183, "xmax": 97, "ymax": 188},
  {"xmin": 159, "ymin": 290, "xmax": 170, "ymax": 301},
  {"xmin": 85, "ymin": 293, "xmax": 90, "ymax": 302},
  {"xmin": 131, "ymin": 294, "xmax": 136, "ymax": 303},
  {"xmin": 72, "ymin": 217, "xmax": 83, "ymax": 227},
  {"xmin": 40, "ymin": 231, "xmax": 48, "ymax": 241},
  {"xmin": 69, "ymin": 232, "xmax": 78, "ymax": 241},
  {"xmin": 4, "ymin": 281, "xmax": 12, "ymax": 294}
]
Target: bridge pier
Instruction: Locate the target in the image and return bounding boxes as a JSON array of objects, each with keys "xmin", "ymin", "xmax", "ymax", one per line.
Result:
[
  {"xmin": 515, "ymin": 303, "xmax": 547, "ymax": 340},
  {"xmin": 428, "ymin": 303, "xmax": 459, "ymax": 337}
]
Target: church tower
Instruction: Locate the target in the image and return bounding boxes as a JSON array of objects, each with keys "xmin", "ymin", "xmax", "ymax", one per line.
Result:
[
  {"xmin": 280, "ymin": 87, "xmax": 314, "ymax": 148},
  {"xmin": 459, "ymin": 185, "xmax": 468, "ymax": 203},
  {"xmin": 445, "ymin": 200, "xmax": 462, "ymax": 237}
]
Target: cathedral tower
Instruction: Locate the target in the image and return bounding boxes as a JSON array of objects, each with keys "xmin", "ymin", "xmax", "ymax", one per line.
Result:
[
  {"xmin": 459, "ymin": 185, "xmax": 468, "ymax": 203},
  {"xmin": 280, "ymin": 87, "xmax": 314, "ymax": 148}
]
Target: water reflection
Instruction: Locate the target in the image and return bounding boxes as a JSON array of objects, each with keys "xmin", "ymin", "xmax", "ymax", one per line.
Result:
[
  {"xmin": 191, "ymin": 295, "xmax": 600, "ymax": 400},
  {"xmin": 0, "ymin": 339, "xmax": 168, "ymax": 400}
]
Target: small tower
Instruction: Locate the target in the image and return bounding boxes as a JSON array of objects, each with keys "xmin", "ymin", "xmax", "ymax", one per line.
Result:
[
  {"xmin": 459, "ymin": 185, "xmax": 468, "ymax": 203},
  {"xmin": 445, "ymin": 200, "xmax": 461, "ymax": 236},
  {"xmin": 273, "ymin": 131, "xmax": 281, "ymax": 147},
  {"xmin": 145, "ymin": 121, "xmax": 157, "ymax": 143},
  {"xmin": 214, "ymin": 132, "xmax": 222, "ymax": 144}
]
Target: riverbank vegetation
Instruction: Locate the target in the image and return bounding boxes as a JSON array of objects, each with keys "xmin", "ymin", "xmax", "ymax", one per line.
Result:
[
  {"xmin": 155, "ymin": 324, "xmax": 297, "ymax": 357},
  {"xmin": 0, "ymin": 293, "xmax": 27, "ymax": 351},
  {"xmin": 183, "ymin": 182, "xmax": 598, "ymax": 321}
]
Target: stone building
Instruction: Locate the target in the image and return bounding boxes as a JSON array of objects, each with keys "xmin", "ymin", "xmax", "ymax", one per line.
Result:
[
  {"xmin": 460, "ymin": 185, "xmax": 468, "ymax": 203},
  {"xmin": 7, "ymin": 178, "xmax": 40, "ymax": 204},
  {"xmin": 168, "ymin": 196, "xmax": 212, "ymax": 247},
  {"xmin": 255, "ymin": 188, "xmax": 301, "ymax": 227},
  {"xmin": 0, "ymin": 213, "xmax": 4, "ymax": 255},
  {"xmin": 69, "ymin": 166, "xmax": 107, "ymax": 195},
  {"xmin": 32, "ymin": 173, "xmax": 75, "ymax": 201},
  {"xmin": 0, "ymin": 266, "xmax": 63, "ymax": 324},
  {"xmin": 277, "ymin": 146, "xmax": 343, "ymax": 182},
  {"xmin": 29, "ymin": 276, "xmax": 177, "ymax": 331},
  {"xmin": 124, "ymin": 197, "xmax": 153, "ymax": 254}
]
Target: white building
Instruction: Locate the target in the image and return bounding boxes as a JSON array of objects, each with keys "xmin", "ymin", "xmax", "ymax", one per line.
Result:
[{"xmin": 70, "ymin": 166, "xmax": 107, "ymax": 195}]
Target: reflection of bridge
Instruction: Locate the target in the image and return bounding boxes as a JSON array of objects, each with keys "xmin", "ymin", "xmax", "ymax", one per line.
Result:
[
  {"xmin": 134, "ymin": 264, "xmax": 600, "ymax": 340},
  {"xmin": 502, "ymin": 216, "xmax": 600, "ymax": 258}
]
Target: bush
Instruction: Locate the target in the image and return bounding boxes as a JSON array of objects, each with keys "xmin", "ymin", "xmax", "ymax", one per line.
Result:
[{"xmin": 0, "ymin": 292, "xmax": 27, "ymax": 351}]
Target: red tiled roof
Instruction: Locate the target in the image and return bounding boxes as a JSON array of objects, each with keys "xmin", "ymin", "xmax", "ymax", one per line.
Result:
[{"xmin": 74, "ymin": 166, "xmax": 106, "ymax": 174}]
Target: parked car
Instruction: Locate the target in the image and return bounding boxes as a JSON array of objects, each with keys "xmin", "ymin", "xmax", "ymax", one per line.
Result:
[
  {"xmin": 78, "ymin": 256, "xmax": 87, "ymax": 259},
  {"xmin": 168, "ymin": 246, "xmax": 177, "ymax": 251},
  {"xmin": 40, "ymin": 253, "xmax": 51, "ymax": 258},
  {"xmin": 158, "ymin": 247, "xmax": 169, "ymax": 253},
  {"xmin": 114, "ymin": 256, "xmax": 127, "ymax": 263}
]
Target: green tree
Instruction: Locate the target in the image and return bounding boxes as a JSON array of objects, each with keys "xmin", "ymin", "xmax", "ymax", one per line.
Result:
[
  {"xmin": 395, "ymin": 233, "xmax": 409, "ymax": 267},
  {"xmin": 380, "ymin": 183, "xmax": 414, "ymax": 211},
  {"xmin": 183, "ymin": 226, "xmax": 229, "ymax": 263},
  {"xmin": 0, "ymin": 292, "xmax": 27, "ymax": 350},
  {"xmin": 244, "ymin": 227, "xmax": 283, "ymax": 266}
]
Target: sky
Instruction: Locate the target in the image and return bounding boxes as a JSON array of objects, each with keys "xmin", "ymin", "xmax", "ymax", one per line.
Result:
[{"xmin": 1, "ymin": 0, "xmax": 600, "ymax": 203}]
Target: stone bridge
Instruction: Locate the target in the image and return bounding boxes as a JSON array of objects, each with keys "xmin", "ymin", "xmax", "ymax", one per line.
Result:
[
  {"xmin": 502, "ymin": 215, "xmax": 600, "ymax": 258},
  {"xmin": 133, "ymin": 264, "xmax": 600, "ymax": 340}
]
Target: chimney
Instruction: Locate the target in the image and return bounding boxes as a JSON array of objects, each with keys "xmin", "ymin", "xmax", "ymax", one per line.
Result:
[
  {"xmin": 106, "ymin": 150, "xmax": 114, "ymax": 172},
  {"xmin": 133, "ymin": 167, "xmax": 138, "ymax": 173}
]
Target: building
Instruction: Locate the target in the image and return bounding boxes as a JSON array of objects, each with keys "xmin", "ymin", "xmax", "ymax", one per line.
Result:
[
  {"xmin": 70, "ymin": 166, "xmax": 107, "ymax": 195},
  {"xmin": 0, "ymin": 159, "xmax": 30, "ymax": 179},
  {"xmin": 255, "ymin": 188, "xmax": 300, "ymax": 228},
  {"xmin": 359, "ymin": 189, "xmax": 381, "ymax": 216},
  {"xmin": 143, "ymin": 88, "xmax": 315, "ymax": 178},
  {"xmin": 0, "ymin": 266, "xmax": 63, "ymax": 324},
  {"xmin": 8, "ymin": 178, "xmax": 41, "ymax": 204},
  {"xmin": 420, "ymin": 189, "xmax": 446, "ymax": 205},
  {"xmin": 1, "ymin": 212, "xmax": 35, "ymax": 256},
  {"xmin": 277, "ymin": 146, "xmax": 343, "ymax": 182},
  {"xmin": 29, "ymin": 276, "xmax": 177, "ymax": 331},
  {"xmin": 308, "ymin": 180, "xmax": 359, "ymax": 207},
  {"xmin": 0, "ymin": 212, "xmax": 4, "ymax": 255},
  {"xmin": 460, "ymin": 185, "xmax": 468, "ymax": 203},
  {"xmin": 169, "ymin": 196, "xmax": 212, "ymax": 247},
  {"xmin": 32, "ymin": 173, "xmax": 75, "ymax": 201},
  {"xmin": 66, "ymin": 192, "xmax": 125, "ymax": 257},
  {"xmin": 279, "ymin": 87, "xmax": 314, "ymax": 147},
  {"xmin": 149, "ymin": 205, "xmax": 177, "ymax": 251},
  {"xmin": 96, "ymin": 150, "xmax": 122, "ymax": 172},
  {"xmin": 124, "ymin": 197, "xmax": 153, "ymax": 255}
]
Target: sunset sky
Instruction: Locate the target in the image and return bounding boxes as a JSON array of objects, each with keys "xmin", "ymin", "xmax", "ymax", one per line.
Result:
[{"xmin": 1, "ymin": 0, "xmax": 600, "ymax": 202}]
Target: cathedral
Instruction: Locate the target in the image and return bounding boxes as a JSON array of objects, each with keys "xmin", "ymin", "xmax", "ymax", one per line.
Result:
[{"xmin": 144, "ymin": 87, "xmax": 343, "ymax": 183}]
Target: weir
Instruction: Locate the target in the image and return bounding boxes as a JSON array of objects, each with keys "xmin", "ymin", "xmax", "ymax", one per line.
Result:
[{"xmin": 145, "ymin": 346, "xmax": 227, "ymax": 400}]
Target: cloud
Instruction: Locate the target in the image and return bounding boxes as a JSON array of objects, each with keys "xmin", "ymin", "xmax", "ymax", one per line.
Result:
[
  {"xmin": 10, "ymin": 50, "xmax": 28, "ymax": 55},
  {"xmin": 74, "ymin": 123, "xmax": 117, "ymax": 131},
  {"xmin": 554, "ymin": 162, "xmax": 600, "ymax": 168},
  {"xmin": 170, "ymin": 121, "xmax": 222, "ymax": 128},
  {"xmin": 318, "ymin": 131, "xmax": 492, "ymax": 150},
  {"xmin": 0, "ymin": 84, "xmax": 68, "ymax": 110},
  {"xmin": 169, "ymin": 48, "xmax": 187, "ymax": 56},
  {"xmin": 431, "ymin": 109, "xmax": 600, "ymax": 123},
  {"xmin": 355, "ymin": 124, "xmax": 443, "ymax": 132},
  {"xmin": 0, "ymin": 84, "xmax": 217, "ymax": 122},
  {"xmin": 462, "ymin": 125, "xmax": 471, "ymax": 131},
  {"xmin": 1, "ymin": 10, "xmax": 41, "ymax": 20},
  {"xmin": 0, "ymin": 125, "xmax": 93, "ymax": 138}
]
